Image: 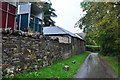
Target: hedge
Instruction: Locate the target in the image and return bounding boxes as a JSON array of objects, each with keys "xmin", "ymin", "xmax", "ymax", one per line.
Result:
[{"xmin": 86, "ymin": 45, "xmax": 100, "ymax": 52}]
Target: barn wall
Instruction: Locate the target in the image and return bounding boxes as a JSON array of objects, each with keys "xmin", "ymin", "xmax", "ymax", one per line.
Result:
[
  {"xmin": 49, "ymin": 35, "xmax": 71, "ymax": 43},
  {"xmin": 2, "ymin": 32, "xmax": 85, "ymax": 76}
]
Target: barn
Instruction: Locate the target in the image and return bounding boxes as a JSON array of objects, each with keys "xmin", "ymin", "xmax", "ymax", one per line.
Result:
[{"xmin": 43, "ymin": 26, "xmax": 85, "ymax": 56}]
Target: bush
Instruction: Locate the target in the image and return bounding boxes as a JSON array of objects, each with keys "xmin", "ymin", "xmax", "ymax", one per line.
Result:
[{"xmin": 86, "ymin": 45, "xmax": 100, "ymax": 52}]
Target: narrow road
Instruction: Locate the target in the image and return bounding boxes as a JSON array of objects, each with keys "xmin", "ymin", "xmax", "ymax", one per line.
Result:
[{"xmin": 74, "ymin": 53, "xmax": 117, "ymax": 78}]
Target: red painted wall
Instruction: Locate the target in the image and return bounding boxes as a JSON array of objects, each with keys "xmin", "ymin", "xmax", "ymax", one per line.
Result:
[
  {"xmin": 0, "ymin": 1, "xmax": 16, "ymax": 30},
  {"xmin": 8, "ymin": 14, "xmax": 15, "ymax": 30},
  {"xmin": 2, "ymin": 2, "xmax": 7, "ymax": 11},
  {"xmin": 0, "ymin": 1, "xmax": 2, "ymax": 28},
  {"xmin": 1, "ymin": 11, "xmax": 7, "ymax": 28},
  {"xmin": 9, "ymin": 4, "xmax": 16, "ymax": 14}
]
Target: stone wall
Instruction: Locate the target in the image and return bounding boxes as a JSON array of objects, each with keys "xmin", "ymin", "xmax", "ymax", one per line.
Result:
[{"xmin": 1, "ymin": 32, "xmax": 85, "ymax": 76}]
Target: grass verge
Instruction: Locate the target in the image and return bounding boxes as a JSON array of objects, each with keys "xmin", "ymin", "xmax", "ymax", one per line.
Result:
[
  {"xmin": 4, "ymin": 51, "xmax": 91, "ymax": 78},
  {"xmin": 101, "ymin": 55, "xmax": 119, "ymax": 77}
]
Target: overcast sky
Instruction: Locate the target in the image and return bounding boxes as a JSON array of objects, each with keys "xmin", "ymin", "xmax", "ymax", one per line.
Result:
[{"xmin": 50, "ymin": 0, "xmax": 84, "ymax": 33}]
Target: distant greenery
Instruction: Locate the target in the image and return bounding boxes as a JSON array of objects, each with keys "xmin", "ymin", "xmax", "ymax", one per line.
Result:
[
  {"xmin": 4, "ymin": 51, "xmax": 91, "ymax": 78},
  {"xmin": 101, "ymin": 55, "xmax": 119, "ymax": 77},
  {"xmin": 86, "ymin": 45, "xmax": 100, "ymax": 52},
  {"xmin": 76, "ymin": 2, "xmax": 120, "ymax": 56}
]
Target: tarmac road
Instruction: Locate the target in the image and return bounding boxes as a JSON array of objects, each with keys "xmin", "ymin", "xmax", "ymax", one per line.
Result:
[{"xmin": 74, "ymin": 53, "xmax": 117, "ymax": 78}]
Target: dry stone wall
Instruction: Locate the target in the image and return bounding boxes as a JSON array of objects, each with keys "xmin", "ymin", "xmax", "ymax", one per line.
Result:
[{"xmin": 1, "ymin": 31, "xmax": 85, "ymax": 76}]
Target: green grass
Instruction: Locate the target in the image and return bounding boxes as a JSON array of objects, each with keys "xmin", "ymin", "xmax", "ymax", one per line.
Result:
[
  {"xmin": 101, "ymin": 55, "xmax": 119, "ymax": 76},
  {"xmin": 5, "ymin": 51, "xmax": 91, "ymax": 78},
  {"xmin": 85, "ymin": 45, "xmax": 100, "ymax": 52},
  {"xmin": 85, "ymin": 45, "xmax": 100, "ymax": 48}
]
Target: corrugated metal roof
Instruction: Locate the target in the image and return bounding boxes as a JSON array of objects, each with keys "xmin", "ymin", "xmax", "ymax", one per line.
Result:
[
  {"xmin": 76, "ymin": 33, "xmax": 86, "ymax": 38},
  {"xmin": 43, "ymin": 26, "xmax": 83, "ymax": 40},
  {"xmin": 74, "ymin": 34, "xmax": 83, "ymax": 40}
]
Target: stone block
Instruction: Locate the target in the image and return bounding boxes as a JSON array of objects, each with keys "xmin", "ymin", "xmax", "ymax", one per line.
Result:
[
  {"xmin": 2, "ymin": 64, "xmax": 9, "ymax": 69},
  {"xmin": 43, "ymin": 56, "xmax": 47, "ymax": 60},
  {"xmin": 9, "ymin": 74, "xmax": 14, "ymax": 78},
  {"xmin": 13, "ymin": 48, "xmax": 19, "ymax": 53},
  {"xmin": 63, "ymin": 65, "xmax": 69, "ymax": 71},
  {"xmin": 72, "ymin": 61, "xmax": 76, "ymax": 64},
  {"xmin": 23, "ymin": 49, "xmax": 31, "ymax": 55},
  {"xmin": 23, "ymin": 64, "xmax": 28, "ymax": 70}
]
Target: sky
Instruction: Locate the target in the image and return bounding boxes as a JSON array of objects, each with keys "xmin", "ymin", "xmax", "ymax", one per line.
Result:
[{"xmin": 50, "ymin": 0, "xmax": 84, "ymax": 33}]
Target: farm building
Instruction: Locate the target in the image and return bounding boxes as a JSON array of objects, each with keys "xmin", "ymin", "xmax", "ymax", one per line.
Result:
[
  {"xmin": 0, "ymin": 1, "xmax": 17, "ymax": 31},
  {"xmin": 16, "ymin": 2, "xmax": 43, "ymax": 33},
  {"xmin": 76, "ymin": 33, "xmax": 86, "ymax": 38},
  {"xmin": 43, "ymin": 26, "xmax": 84, "ymax": 43},
  {"xmin": 43, "ymin": 26, "xmax": 85, "ymax": 56}
]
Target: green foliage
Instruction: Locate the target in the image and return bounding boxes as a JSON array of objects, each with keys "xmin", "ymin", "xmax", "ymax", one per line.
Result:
[
  {"xmin": 101, "ymin": 55, "xmax": 119, "ymax": 76},
  {"xmin": 77, "ymin": 2, "xmax": 120, "ymax": 56},
  {"xmin": 84, "ymin": 34, "xmax": 97, "ymax": 45},
  {"xmin": 43, "ymin": 2, "xmax": 57, "ymax": 26},
  {"xmin": 86, "ymin": 45, "xmax": 100, "ymax": 52},
  {"xmin": 4, "ymin": 51, "xmax": 91, "ymax": 78}
]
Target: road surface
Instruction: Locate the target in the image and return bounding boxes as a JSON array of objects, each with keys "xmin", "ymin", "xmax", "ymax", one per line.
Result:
[{"xmin": 74, "ymin": 53, "xmax": 117, "ymax": 78}]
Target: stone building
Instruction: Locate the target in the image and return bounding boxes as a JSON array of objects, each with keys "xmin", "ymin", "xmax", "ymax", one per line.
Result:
[{"xmin": 43, "ymin": 26, "xmax": 85, "ymax": 58}]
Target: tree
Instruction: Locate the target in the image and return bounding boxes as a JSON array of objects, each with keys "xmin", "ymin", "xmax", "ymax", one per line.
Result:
[
  {"xmin": 76, "ymin": 2, "xmax": 120, "ymax": 56},
  {"xmin": 43, "ymin": 2, "xmax": 57, "ymax": 26}
]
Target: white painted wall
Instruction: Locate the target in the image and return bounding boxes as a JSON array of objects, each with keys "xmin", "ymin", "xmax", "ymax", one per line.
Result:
[
  {"xmin": 50, "ymin": 36, "xmax": 71, "ymax": 44},
  {"xmin": 17, "ymin": 3, "xmax": 31, "ymax": 14},
  {"xmin": 17, "ymin": 3, "xmax": 44, "ymax": 20}
]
